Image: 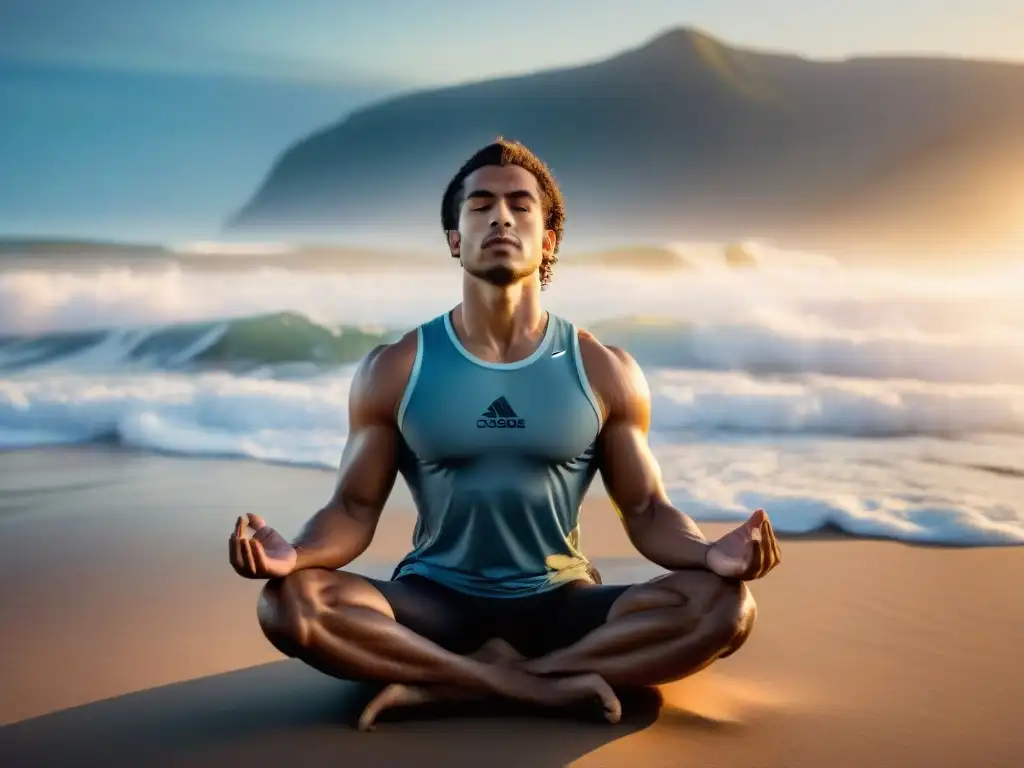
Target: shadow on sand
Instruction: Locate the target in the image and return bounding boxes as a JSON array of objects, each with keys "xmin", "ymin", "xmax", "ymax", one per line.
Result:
[{"xmin": 0, "ymin": 660, "xmax": 721, "ymax": 767}]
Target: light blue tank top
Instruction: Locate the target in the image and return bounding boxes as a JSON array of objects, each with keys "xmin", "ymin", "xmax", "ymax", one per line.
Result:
[{"xmin": 392, "ymin": 310, "xmax": 604, "ymax": 597}]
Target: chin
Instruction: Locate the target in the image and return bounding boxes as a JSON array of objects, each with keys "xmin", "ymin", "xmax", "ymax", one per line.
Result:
[
  {"xmin": 469, "ymin": 264, "xmax": 536, "ymax": 287},
  {"xmin": 477, "ymin": 266, "xmax": 518, "ymax": 286}
]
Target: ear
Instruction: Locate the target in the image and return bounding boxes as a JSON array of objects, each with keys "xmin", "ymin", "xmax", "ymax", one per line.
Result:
[
  {"xmin": 542, "ymin": 228, "xmax": 557, "ymax": 257},
  {"xmin": 447, "ymin": 230, "xmax": 461, "ymax": 259}
]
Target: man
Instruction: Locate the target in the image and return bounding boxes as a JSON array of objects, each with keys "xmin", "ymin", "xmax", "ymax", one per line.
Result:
[{"xmin": 229, "ymin": 138, "xmax": 780, "ymax": 731}]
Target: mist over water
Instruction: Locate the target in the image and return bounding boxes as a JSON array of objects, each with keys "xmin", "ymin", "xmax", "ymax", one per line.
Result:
[{"xmin": 2, "ymin": 242, "xmax": 1023, "ymax": 545}]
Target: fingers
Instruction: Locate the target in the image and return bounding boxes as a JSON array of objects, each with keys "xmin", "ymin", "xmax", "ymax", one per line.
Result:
[
  {"xmin": 229, "ymin": 515, "xmax": 262, "ymax": 578},
  {"xmin": 229, "ymin": 514, "xmax": 281, "ymax": 578},
  {"xmin": 251, "ymin": 537, "xmax": 271, "ymax": 575},
  {"xmin": 769, "ymin": 520, "xmax": 782, "ymax": 568},
  {"xmin": 229, "ymin": 516, "xmax": 246, "ymax": 575},
  {"xmin": 765, "ymin": 517, "xmax": 781, "ymax": 568},
  {"xmin": 755, "ymin": 521, "xmax": 774, "ymax": 579},
  {"xmin": 754, "ymin": 518, "xmax": 781, "ymax": 579},
  {"xmin": 743, "ymin": 537, "xmax": 764, "ymax": 580},
  {"xmin": 735, "ymin": 510, "xmax": 781, "ymax": 581},
  {"xmin": 242, "ymin": 537, "xmax": 257, "ymax": 575}
]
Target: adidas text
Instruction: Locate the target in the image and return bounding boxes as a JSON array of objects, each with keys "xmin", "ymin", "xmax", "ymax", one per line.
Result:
[{"xmin": 477, "ymin": 417, "xmax": 526, "ymax": 429}]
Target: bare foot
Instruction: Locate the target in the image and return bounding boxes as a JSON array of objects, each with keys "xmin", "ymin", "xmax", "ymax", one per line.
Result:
[
  {"xmin": 358, "ymin": 683, "xmax": 441, "ymax": 731},
  {"xmin": 356, "ymin": 638, "xmax": 620, "ymax": 731},
  {"xmin": 357, "ymin": 640, "xmax": 522, "ymax": 731},
  {"xmin": 357, "ymin": 671, "xmax": 621, "ymax": 731},
  {"xmin": 551, "ymin": 673, "xmax": 622, "ymax": 724},
  {"xmin": 476, "ymin": 643, "xmax": 620, "ymax": 722}
]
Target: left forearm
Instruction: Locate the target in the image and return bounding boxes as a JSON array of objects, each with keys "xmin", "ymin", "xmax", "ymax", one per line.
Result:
[{"xmin": 621, "ymin": 497, "xmax": 711, "ymax": 570}]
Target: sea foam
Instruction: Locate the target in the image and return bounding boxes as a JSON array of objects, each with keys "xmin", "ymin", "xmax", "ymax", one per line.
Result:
[{"xmin": 2, "ymin": 248, "xmax": 1023, "ymax": 545}]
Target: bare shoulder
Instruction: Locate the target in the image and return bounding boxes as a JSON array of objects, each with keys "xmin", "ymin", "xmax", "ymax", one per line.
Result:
[
  {"xmin": 576, "ymin": 329, "xmax": 651, "ymax": 426},
  {"xmin": 349, "ymin": 329, "xmax": 419, "ymax": 424}
]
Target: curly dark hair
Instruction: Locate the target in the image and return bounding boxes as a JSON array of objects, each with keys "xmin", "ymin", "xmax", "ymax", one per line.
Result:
[{"xmin": 441, "ymin": 137, "xmax": 566, "ymax": 288}]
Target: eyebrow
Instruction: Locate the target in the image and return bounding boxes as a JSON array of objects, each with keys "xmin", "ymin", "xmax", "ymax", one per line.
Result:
[{"xmin": 465, "ymin": 189, "xmax": 538, "ymax": 204}]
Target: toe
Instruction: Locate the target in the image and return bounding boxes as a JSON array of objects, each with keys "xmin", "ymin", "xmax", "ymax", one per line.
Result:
[
  {"xmin": 358, "ymin": 683, "xmax": 407, "ymax": 731},
  {"xmin": 604, "ymin": 696, "xmax": 623, "ymax": 724}
]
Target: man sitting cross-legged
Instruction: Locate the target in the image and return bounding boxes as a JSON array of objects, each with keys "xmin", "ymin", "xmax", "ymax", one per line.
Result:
[{"xmin": 227, "ymin": 138, "xmax": 780, "ymax": 731}]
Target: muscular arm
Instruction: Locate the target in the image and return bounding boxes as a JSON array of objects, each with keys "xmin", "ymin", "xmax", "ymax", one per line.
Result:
[
  {"xmin": 581, "ymin": 334, "xmax": 712, "ymax": 571},
  {"xmin": 289, "ymin": 334, "xmax": 414, "ymax": 571}
]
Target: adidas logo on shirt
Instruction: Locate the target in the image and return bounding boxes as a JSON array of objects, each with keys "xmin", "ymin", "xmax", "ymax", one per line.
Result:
[{"xmin": 476, "ymin": 396, "xmax": 526, "ymax": 429}]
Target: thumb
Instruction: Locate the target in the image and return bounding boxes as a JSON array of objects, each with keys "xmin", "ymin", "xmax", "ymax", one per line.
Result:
[
  {"xmin": 247, "ymin": 513, "xmax": 282, "ymax": 544},
  {"xmin": 747, "ymin": 508, "xmax": 767, "ymax": 531}
]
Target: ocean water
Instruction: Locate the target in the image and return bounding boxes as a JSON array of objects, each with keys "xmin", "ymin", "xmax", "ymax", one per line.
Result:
[{"xmin": 2, "ymin": 243, "xmax": 1023, "ymax": 546}]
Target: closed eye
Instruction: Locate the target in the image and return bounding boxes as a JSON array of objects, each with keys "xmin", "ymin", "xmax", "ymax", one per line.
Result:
[
  {"xmin": 471, "ymin": 204, "xmax": 528, "ymax": 212},
  {"xmin": 466, "ymin": 189, "xmax": 538, "ymax": 213}
]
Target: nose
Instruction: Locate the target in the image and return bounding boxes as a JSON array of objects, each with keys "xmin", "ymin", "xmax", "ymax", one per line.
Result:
[{"xmin": 490, "ymin": 198, "xmax": 514, "ymax": 229}]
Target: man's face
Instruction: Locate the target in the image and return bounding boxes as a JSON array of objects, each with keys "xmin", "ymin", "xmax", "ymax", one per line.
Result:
[{"xmin": 450, "ymin": 164, "xmax": 555, "ymax": 286}]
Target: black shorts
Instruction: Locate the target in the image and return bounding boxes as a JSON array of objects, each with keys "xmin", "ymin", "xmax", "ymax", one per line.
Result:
[{"xmin": 367, "ymin": 572, "xmax": 633, "ymax": 658}]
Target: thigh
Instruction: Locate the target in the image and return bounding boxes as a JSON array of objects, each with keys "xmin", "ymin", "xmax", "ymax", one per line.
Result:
[
  {"xmin": 366, "ymin": 573, "xmax": 487, "ymax": 655},
  {"xmin": 606, "ymin": 569, "xmax": 744, "ymax": 619}
]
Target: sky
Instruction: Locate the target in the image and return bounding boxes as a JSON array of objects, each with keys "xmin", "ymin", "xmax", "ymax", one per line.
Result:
[{"xmin": 1, "ymin": 0, "xmax": 1022, "ymax": 87}]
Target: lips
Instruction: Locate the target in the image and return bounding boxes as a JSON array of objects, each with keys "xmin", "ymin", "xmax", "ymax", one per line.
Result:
[{"xmin": 483, "ymin": 236, "xmax": 519, "ymax": 248}]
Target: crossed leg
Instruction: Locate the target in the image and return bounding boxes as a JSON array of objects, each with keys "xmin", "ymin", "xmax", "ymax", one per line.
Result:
[
  {"xmin": 257, "ymin": 568, "xmax": 755, "ymax": 730},
  {"xmin": 518, "ymin": 569, "xmax": 756, "ymax": 685}
]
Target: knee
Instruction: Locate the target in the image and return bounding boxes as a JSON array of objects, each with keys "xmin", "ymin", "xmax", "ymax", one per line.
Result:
[
  {"xmin": 650, "ymin": 570, "xmax": 757, "ymax": 656},
  {"xmin": 256, "ymin": 568, "xmax": 329, "ymax": 657},
  {"xmin": 710, "ymin": 578, "xmax": 757, "ymax": 657}
]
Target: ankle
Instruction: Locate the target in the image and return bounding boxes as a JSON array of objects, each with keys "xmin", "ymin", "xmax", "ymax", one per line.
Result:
[{"xmin": 516, "ymin": 655, "xmax": 557, "ymax": 676}]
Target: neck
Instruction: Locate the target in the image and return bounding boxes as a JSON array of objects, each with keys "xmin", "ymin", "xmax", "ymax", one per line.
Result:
[{"xmin": 457, "ymin": 272, "xmax": 546, "ymax": 354}]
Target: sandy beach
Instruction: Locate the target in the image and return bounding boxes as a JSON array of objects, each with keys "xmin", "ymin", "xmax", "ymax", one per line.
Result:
[{"xmin": 1, "ymin": 445, "xmax": 1022, "ymax": 767}]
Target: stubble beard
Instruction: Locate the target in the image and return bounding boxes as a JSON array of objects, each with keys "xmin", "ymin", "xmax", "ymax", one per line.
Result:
[{"xmin": 465, "ymin": 262, "xmax": 536, "ymax": 287}]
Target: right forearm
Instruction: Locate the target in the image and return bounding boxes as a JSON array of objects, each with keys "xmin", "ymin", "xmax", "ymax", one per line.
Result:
[{"xmin": 290, "ymin": 502, "xmax": 377, "ymax": 571}]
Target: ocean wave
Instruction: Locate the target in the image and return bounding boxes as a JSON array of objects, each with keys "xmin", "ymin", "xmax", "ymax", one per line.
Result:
[
  {"xmin": 3, "ymin": 367, "xmax": 1023, "ymax": 450},
  {"xmin": 0, "ymin": 311, "xmax": 395, "ymax": 373},
  {"xmin": 0, "ymin": 371, "xmax": 352, "ymax": 462},
  {"xmin": 656, "ymin": 438, "xmax": 1024, "ymax": 546},
  {"xmin": 4, "ymin": 260, "xmax": 1024, "ymax": 385},
  {"xmin": 647, "ymin": 370, "xmax": 1024, "ymax": 438},
  {"xmin": 3, "ymin": 256, "xmax": 1024, "ymax": 547},
  {"xmin": 2, "ymin": 337, "xmax": 1024, "ymax": 444},
  {"xmin": 583, "ymin": 315, "xmax": 1024, "ymax": 385},
  {"xmin": 0, "ymin": 264, "xmax": 460, "ymax": 337},
  {"xmin": 1, "ymin": 368, "xmax": 1022, "ymax": 545},
  {"xmin": 6, "ymin": 307, "xmax": 1024, "ymax": 390}
]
